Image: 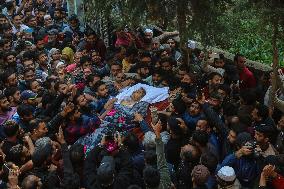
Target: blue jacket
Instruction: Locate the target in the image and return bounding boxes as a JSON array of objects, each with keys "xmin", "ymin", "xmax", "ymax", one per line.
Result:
[
  {"xmin": 182, "ymin": 112, "xmax": 202, "ymax": 131},
  {"xmin": 218, "ymin": 153, "xmax": 259, "ymax": 187}
]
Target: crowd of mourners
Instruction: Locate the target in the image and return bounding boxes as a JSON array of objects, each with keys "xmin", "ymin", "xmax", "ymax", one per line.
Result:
[{"xmin": 0, "ymin": 0, "xmax": 284, "ymax": 189}]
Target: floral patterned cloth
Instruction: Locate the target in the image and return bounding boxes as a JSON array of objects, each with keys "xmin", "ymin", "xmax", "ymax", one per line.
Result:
[{"xmin": 75, "ymin": 101, "xmax": 149, "ymax": 155}]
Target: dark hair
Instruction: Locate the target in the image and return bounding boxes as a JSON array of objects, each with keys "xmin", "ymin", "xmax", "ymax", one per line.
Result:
[
  {"xmin": 179, "ymin": 64, "xmax": 190, "ymax": 73},
  {"xmin": 125, "ymin": 47, "xmax": 138, "ymax": 57},
  {"xmin": 28, "ymin": 119, "xmax": 44, "ymax": 132},
  {"xmin": 4, "ymin": 87, "xmax": 19, "ymax": 99},
  {"xmin": 37, "ymin": 7, "xmax": 47, "ymax": 13},
  {"xmin": 22, "ymin": 51, "xmax": 35, "ymax": 61},
  {"xmin": 17, "ymin": 104, "xmax": 34, "ymax": 117},
  {"xmin": 12, "ymin": 14, "xmax": 22, "ymax": 20},
  {"xmin": 219, "ymin": 53, "xmax": 225, "ymax": 60},
  {"xmin": 200, "ymin": 152, "xmax": 218, "ymax": 173},
  {"xmin": 234, "ymin": 53, "xmax": 244, "ymax": 63},
  {"xmin": 217, "ymin": 84, "xmax": 231, "ymax": 95},
  {"xmin": 93, "ymin": 81, "xmax": 106, "ymax": 92},
  {"xmin": 239, "ymin": 89, "xmax": 256, "ymax": 105},
  {"xmin": 230, "ymin": 122, "xmax": 246, "ymax": 136},
  {"xmin": 127, "ymin": 185, "xmax": 142, "ymax": 189},
  {"xmin": 85, "ymin": 29, "xmax": 97, "ymax": 37},
  {"xmin": 3, "ymin": 120, "xmax": 19, "ymax": 137},
  {"xmin": 143, "ymin": 166, "xmax": 160, "ymax": 188},
  {"xmin": 0, "ymin": 68, "xmax": 15, "ymax": 83},
  {"xmin": 208, "ymin": 72, "xmax": 222, "ymax": 81},
  {"xmin": 26, "ymin": 80, "xmax": 38, "ymax": 90},
  {"xmin": 69, "ymin": 144, "xmax": 84, "ymax": 166},
  {"xmin": 192, "ymin": 130, "xmax": 208, "ymax": 147},
  {"xmin": 172, "ymin": 99, "xmax": 187, "ymax": 115},
  {"xmin": 110, "ymin": 62, "xmax": 123, "ymax": 69},
  {"xmin": 0, "ymin": 14, "xmax": 6, "ymax": 19},
  {"xmin": 255, "ymin": 104, "xmax": 269, "ymax": 120},
  {"xmin": 160, "ymin": 57, "xmax": 175, "ymax": 66},
  {"xmin": 3, "ymin": 51, "xmax": 16, "ymax": 61},
  {"xmin": 36, "ymin": 51, "xmax": 46, "ymax": 60},
  {"xmin": 167, "ymin": 116, "xmax": 183, "ymax": 136},
  {"xmin": 54, "ymin": 81, "xmax": 66, "ymax": 91},
  {"xmin": 9, "ymin": 144, "xmax": 24, "ymax": 165},
  {"xmin": 0, "ymin": 93, "xmax": 6, "ymax": 101},
  {"xmin": 79, "ymin": 56, "xmax": 91, "ymax": 65},
  {"xmin": 123, "ymin": 133, "xmax": 140, "ymax": 153},
  {"xmin": 86, "ymin": 74, "xmax": 101, "ymax": 84},
  {"xmin": 21, "ymin": 175, "xmax": 40, "ymax": 189},
  {"xmin": 140, "ymin": 51, "xmax": 152, "ymax": 59},
  {"xmin": 144, "ymin": 150, "xmax": 157, "ymax": 165},
  {"xmin": 23, "ymin": 68, "xmax": 35, "ymax": 75}
]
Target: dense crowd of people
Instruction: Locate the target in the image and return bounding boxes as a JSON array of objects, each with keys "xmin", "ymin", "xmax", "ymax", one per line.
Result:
[{"xmin": 0, "ymin": 0, "xmax": 284, "ymax": 189}]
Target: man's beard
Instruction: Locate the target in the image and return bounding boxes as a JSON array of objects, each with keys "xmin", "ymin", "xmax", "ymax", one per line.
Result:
[
  {"xmin": 2, "ymin": 106, "xmax": 12, "ymax": 112},
  {"xmin": 144, "ymin": 38, "xmax": 152, "ymax": 44},
  {"xmin": 80, "ymin": 105, "xmax": 92, "ymax": 115},
  {"xmin": 6, "ymin": 62, "xmax": 17, "ymax": 69}
]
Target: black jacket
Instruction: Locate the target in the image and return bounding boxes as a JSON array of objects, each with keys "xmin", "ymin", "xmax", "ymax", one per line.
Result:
[{"xmin": 84, "ymin": 146, "xmax": 137, "ymax": 189}]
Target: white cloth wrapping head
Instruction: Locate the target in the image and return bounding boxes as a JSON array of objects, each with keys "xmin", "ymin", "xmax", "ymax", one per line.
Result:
[{"xmin": 115, "ymin": 83, "xmax": 169, "ymax": 104}]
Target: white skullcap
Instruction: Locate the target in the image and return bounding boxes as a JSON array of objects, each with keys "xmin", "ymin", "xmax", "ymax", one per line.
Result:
[
  {"xmin": 44, "ymin": 15, "xmax": 51, "ymax": 20},
  {"xmin": 188, "ymin": 40, "xmax": 196, "ymax": 49},
  {"xmin": 145, "ymin": 28, "xmax": 153, "ymax": 34},
  {"xmin": 56, "ymin": 61, "xmax": 65, "ymax": 69},
  {"xmin": 217, "ymin": 166, "xmax": 236, "ymax": 182}
]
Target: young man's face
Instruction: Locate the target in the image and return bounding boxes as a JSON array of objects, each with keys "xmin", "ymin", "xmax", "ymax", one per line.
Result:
[
  {"xmin": 54, "ymin": 11, "xmax": 61, "ymax": 20},
  {"xmin": 227, "ymin": 130, "xmax": 237, "ymax": 144},
  {"xmin": 28, "ymin": 17, "xmax": 37, "ymax": 27},
  {"xmin": 77, "ymin": 95, "xmax": 88, "ymax": 107},
  {"xmin": 13, "ymin": 15, "xmax": 22, "ymax": 27},
  {"xmin": 0, "ymin": 97, "xmax": 11, "ymax": 111},
  {"xmin": 255, "ymin": 131, "xmax": 267, "ymax": 144},
  {"xmin": 152, "ymin": 73, "xmax": 161, "ymax": 83},
  {"xmin": 189, "ymin": 102, "xmax": 201, "ymax": 116},
  {"xmin": 23, "ymin": 60, "xmax": 35, "ymax": 70},
  {"xmin": 0, "ymin": 17, "xmax": 8, "ymax": 25},
  {"xmin": 6, "ymin": 54, "xmax": 16, "ymax": 64},
  {"xmin": 138, "ymin": 67, "xmax": 149, "ymax": 78},
  {"xmin": 24, "ymin": 70, "xmax": 35, "ymax": 82},
  {"xmin": 31, "ymin": 81, "xmax": 42, "ymax": 93},
  {"xmin": 96, "ymin": 84, "xmax": 108, "ymax": 98},
  {"xmin": 36, "ymin": 40, "xmax": 45, "ymax": 50},
  {"xmin": 3, "ymin": 42, "xmax": 11, "ymax": 51},
  {"xmin": 196, "ymin": 120, "xmax": 208, "ymax": 132},
  {"xmin": 237, "ymin": 56, "xmax": 246, "ymax": 70},
  {"xmin": 161, "ymin": 62, "xmax": 171, "ymax": 71},
  {"xmin": 38, "ymin": 53, "xmax": 48, "ymax": 65},
  {"xmin": 7, "ymin": 73, "xmax": 17, "ymax": 87},
  {"xmin": 91, "ymin": 52, "xmax": 101, "ymax": 64},
  {"xmin": 110, "ymin": 65, "xmax": 122, "ymax": 77},
  {"xmin": 82, "ymin": 61, "xmax": 92, "ymax": 70},
  {"xmin": 277, "ymin": 116, "xmax": 284, "ymax": 131},
  {"xmin": 210, "ymin": 75, "xmax": 222, "ymax": 86},
  {"xmin": 11, "ymin": 90, "xmax": 21, "ymax": 104}
]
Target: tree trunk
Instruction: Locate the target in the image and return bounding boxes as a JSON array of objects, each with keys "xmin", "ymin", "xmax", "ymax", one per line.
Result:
[{"xmin": 176, "ymin": 0, "xmax": 188, "ymax": 64}]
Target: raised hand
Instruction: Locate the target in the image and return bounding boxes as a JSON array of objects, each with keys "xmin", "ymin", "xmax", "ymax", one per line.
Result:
[
  {"xmin": 151, "ymin": 120, "xmax": 162, "ymax": 138},
  {"xmin": 56, "ymin": 126, "xmax": 65, "ymax": 145}
]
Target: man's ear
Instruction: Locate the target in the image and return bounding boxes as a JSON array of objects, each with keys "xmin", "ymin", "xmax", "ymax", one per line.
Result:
[{"xmin": 8, "ymin": 96, "xmax": 13, "ymax": 102}]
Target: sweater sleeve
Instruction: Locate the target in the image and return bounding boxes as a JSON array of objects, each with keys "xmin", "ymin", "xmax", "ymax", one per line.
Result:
[
  {"xmin": 272, "ymin": 174, "xmax": 284, "ymax": 189},
  {"xmin": 202, "ymin": 103, "xmax": 229, "ymax": 137},
  {"xmin": 156, "ymin": 138, "xmax": 171, "ymax": 189},
  {"xmin": 61, "ymin": 143, "xmax": 81, "ymax": 189}
]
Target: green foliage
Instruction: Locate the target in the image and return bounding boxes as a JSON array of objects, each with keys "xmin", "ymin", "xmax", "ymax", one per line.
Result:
[{"xmin": 83, "ymin": 0, "xmax": 284, "ymax": 66}]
